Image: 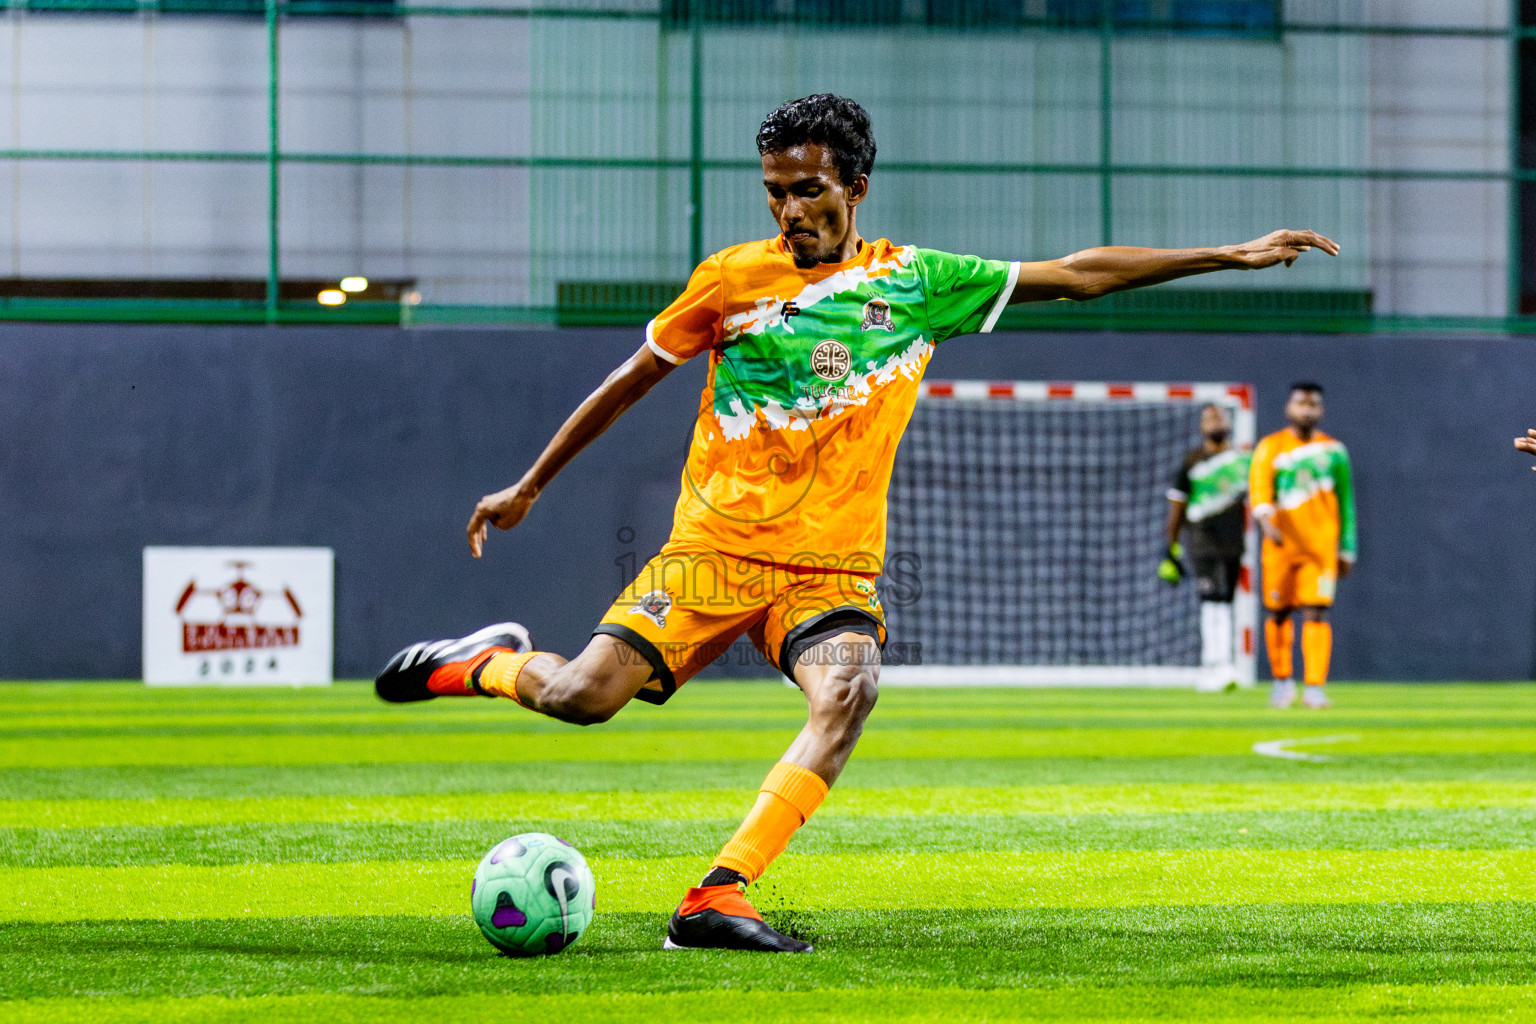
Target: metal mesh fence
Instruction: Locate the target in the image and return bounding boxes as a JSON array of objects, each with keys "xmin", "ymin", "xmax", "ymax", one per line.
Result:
[{"xmin": 0, "ymin": 1, "xmax": 1517, "ymax": 327}]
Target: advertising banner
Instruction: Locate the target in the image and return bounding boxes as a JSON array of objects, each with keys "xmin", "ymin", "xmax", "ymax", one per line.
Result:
[{"xmin": 143, "ymin": 547, "xmax": 334, "ymax": 686}]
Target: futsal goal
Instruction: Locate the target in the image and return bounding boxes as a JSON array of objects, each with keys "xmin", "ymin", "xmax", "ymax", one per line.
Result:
[{"xmin": 879, "ymin": 381, "xmax": 1257, "ymax": 689}]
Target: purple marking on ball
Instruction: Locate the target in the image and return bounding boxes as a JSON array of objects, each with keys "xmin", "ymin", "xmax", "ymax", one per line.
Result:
[
  {"xmin": 556, "ymin": 837, "xmax": 572, "ymax": 847},
  {"xmin": 471, "ymin": 878, "xmax": 476, "ymax": 896},
  {"xmin": 489, "ymin": 837, "xmax": 526, "ymax": 864},
  {"xmin": 492, "ymin": 891, "xmax": 527, "ymax": 928}
]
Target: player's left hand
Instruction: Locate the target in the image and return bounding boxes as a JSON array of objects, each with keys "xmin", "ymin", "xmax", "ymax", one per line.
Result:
[
  {"xmin": 1227, "ymin": 230, "xmax": 1340, "ymax": 270},
  {"xmin": 1515, "ymin": 428, "xmax": 1536, "ymax": 469}
]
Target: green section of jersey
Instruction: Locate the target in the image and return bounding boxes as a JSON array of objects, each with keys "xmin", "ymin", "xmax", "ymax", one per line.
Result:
[
  {"xmin": 1273, "ymin": 440, "xmax": 1357, "ymax": 558},
  {"xmin": 1185, "ymin": 449, "xmax": 1251, "ymax": 523},
  {"xmin": 919, "ymin": 249, "xmax": 1015, "ymax": 342},
  {"xmin": 710, "ymin": 248, "xmax": 1010, "ymax": 430}
]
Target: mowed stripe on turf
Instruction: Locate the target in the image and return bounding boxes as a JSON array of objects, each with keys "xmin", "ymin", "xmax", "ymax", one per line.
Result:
[
  {"xmin": 7, "ymin": 906, "xmax": 1535, "ymax": 995},
  {"xmin": 13, "ymin": 809, "xmax": 1536, "ymax": 869},
  {"xmin": 12, "ymin": 752, "xmax": 1536, "ymax": 802},
  {"xmin": 5, "ymin": 680, "xmax": 1531, "ymax": 712},
  {"xmin": 9, "ymin": 702, "xmax": 1536, "ymax": 734},
  {"xmin": 10, "ymin": 850, "xmax": 1536, "ymax": 921},
  {"xmin": 5, "ymin": 985, "xmax": 1536, "ymax": 1024},
  {"xmin": 7, "ymin": 780, "xmax": 1536, "ymax": 829},
  {"xmin": 7, "ymin": 727, "xmax": 1536, "ymax": 768}
]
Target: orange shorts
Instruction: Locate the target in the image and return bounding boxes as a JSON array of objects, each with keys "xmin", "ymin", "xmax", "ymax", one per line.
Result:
[
  {"xmin": 593, "ymin": 544, "xmax": 887, "ymax": 705},
  {"xmin": 1261, "ymin": 540, "xmax": 1337, "ymax": 610}
]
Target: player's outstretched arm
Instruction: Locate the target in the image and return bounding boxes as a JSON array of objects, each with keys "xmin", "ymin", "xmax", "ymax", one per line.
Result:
[
  {"xmin": 1007, "ymin": 229, "xmax": 1339, "ymax": 304},
  {"xmin": 466, "ymin": 343, "xmax": 676, "ymax": 557}
]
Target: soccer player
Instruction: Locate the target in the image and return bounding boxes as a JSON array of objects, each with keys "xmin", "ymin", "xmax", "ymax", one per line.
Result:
[
  {"xmin": 376, "ymin": 94, "xmax": 1338, "ymax": 952},
  {"xmin": 1250, "ymin": 382, "xmax": 1356, "ymax": 709},
  {"xmin": 1161, "ymin": 403, "xmax": 1250, "ymax": 683}
]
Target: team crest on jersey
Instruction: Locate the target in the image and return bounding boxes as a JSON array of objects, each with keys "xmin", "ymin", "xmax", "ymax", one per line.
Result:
[
  {"xmin": 860, "ymin": 298, "xmax": 894, "ymax": 332},
  {"xmin": 810, "ymin": 339, "xmax": 851, "ymax": 381},
  {"xmin": 628, "ymin": 590, "xmax": 672, "ymax": 629}
]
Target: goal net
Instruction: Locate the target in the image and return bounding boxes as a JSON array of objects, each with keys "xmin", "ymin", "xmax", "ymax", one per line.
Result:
[{"xmin": 880, "ymin": 381, "xmax": 1257, "ymax": 689}]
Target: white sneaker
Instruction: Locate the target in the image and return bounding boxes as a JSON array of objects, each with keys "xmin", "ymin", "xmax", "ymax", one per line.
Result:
[
  {"xmin": 1301, "ymin": 686, "xmax": 1332, "ymax": 710},
  {"xmin": 1269, "ymin": 679, "xmax": 1297, "ymax": 709}
]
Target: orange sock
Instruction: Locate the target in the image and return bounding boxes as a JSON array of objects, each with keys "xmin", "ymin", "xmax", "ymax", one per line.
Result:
[
  {"xmin": 711, "ymin": 761, "xmax": 828, "ymax": 882},
  {"xmin": 1265, "ymin": 618, "xmax": 1294, "ymax": 680},
  {"xmin": 464, "ymin": 650, "xmax": 541, "ymax": 707},
  {"xmin": 1302, "ymin": 621, "xmax": 1332, "ymax": 687}
]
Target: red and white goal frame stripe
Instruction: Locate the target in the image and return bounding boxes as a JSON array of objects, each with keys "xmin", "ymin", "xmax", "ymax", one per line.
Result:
[{"xmin": 880, "ymin": 380, "xmax": 1258, "ymax": 690}]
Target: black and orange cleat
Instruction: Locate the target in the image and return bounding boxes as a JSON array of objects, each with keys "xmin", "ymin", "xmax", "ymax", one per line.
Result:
[
  {"xmin": 663, "ymin": 882, "xmax": 812, "ymax": 953},
  {"xmin": 375, "ymin": 622, "xmax": 532, "ymax": 703}
]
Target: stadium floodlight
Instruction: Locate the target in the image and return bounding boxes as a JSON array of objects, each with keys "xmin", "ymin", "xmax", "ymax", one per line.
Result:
[
  {"xmin": 317, "ymin": 289, "xmax": 346, "ymax": 305},
  {"xmin": 880, "ymin": 380, "xmax": 1257, "ymax": 690},
  {"xmin": 340, "ymin": 277, "xmax": 368, "ymax": 292}
]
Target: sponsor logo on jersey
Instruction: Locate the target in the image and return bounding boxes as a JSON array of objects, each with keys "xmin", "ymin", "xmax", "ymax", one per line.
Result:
[
  {"xmin": 629, "ymin": 590, "xmax": 672, "ymax": 629},
  {"xmin": 853, "ymin": 577, "xmax": 883, "ymax": 614},
  {"xmin": 860, "ymin": 298, "xmax": 894, "ymax": 332},
  {"xmin": 810, "ymin": 339, "xmax": 851, "ymax": 381},
  {"xmin": 1316, "ymin": 572, "xmax": 1336, "ymax": 601}
]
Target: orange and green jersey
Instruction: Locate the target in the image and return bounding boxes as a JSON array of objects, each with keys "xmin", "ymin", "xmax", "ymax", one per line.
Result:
[
  {"xmin": 646, "ymin": 235, "xmax": 1018, "ymax": 570},
  {"xmin": 1249, "ymin": 427, "xmax": 1357, "ymax": 562}
]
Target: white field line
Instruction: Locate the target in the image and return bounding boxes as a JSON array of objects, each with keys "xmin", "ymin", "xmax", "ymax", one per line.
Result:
[{"xmin": 1251, "ymin": 734, "xmax": 1362, "ymax": 763}]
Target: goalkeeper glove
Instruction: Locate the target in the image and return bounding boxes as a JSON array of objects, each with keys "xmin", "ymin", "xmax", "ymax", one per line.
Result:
[{"xmin": 1158, "ymin": 543, "xmax": 1185, "ymax": 585}]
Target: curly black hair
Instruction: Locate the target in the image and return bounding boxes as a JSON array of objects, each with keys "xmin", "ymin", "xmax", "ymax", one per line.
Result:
[{"xmin": 756, "ymin": 94, "xmax": 876, "ymax": 186}]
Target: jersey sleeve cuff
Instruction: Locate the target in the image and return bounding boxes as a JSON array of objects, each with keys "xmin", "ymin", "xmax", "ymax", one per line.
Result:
[
  {"xmin": 1166, "ymin": 488, "xmax": 1188, "ymax": 502},
  {"xmin": 644, "ymin": 320, "xmax": 687, "ymax": 365},
  {"xmin": 978, "ymin": 261, "xmax": 1021, "ymax": 334},
  {"xmin": 1251, "ymin": 502, "xmax": 1275, "ymax": 518}
]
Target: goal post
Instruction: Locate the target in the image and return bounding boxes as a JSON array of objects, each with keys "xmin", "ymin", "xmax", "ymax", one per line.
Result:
[{"xmin": 879, "ymin": 380, "xmax": 1258, "ymax": 689}]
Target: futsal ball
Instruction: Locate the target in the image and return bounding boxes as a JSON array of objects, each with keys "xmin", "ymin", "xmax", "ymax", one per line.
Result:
[{"xmin": 471, "ymin": 832, "xmax": 596, "ymax": 956}]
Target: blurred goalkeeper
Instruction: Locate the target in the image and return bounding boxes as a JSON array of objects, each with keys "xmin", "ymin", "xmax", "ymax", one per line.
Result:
[
  {"xmin": 1161, "ymin": 403, "xmax": 1250, "ymax": 685},
  {"xmin": 374, "ymin": 93, "xmax": 1338, "ymax": 953}
]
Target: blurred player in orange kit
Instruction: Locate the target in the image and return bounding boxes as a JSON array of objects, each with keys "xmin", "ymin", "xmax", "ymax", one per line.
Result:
[
  {"xmin": 374, "ymin": 94, "xmax": 1338, "ymax": 952},
  {"xmin": 1250, "ymin": 382, "xmax": 1356, "ymax": 710}
]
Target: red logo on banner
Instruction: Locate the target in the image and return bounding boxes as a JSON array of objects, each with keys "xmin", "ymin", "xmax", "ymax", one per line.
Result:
[{"xmin": 175, "ymin": 562, "xmax": 302, "ymax": 653}]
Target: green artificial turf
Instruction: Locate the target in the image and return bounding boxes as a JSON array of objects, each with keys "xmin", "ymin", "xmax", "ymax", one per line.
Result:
[{"xmin": 3, "ymin": 681, "xmax": 1536, "ymax": 1022}]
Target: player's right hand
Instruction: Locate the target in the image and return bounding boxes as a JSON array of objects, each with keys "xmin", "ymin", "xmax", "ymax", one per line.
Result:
[
  {"xmin": 467, "ymin": 479, "xmax": 541, "ymax": 558},
  {"xmin": 1257, "ymin": 517, "xmax": 1285, "ymax": 546},
  {"xmin": 1157, "ymin": 544, "xmax": 1185, "ymax": 585}
]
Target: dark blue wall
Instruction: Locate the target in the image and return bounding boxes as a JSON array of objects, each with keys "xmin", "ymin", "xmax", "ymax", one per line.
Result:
[{"xmin": 2, "ymin": 323, "xmax": 1533, "ymax": 680}]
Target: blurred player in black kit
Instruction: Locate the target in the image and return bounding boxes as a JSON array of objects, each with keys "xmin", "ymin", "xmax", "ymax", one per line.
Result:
[{"xmin": 1161, "ymin": 403, "xmax": 1250, "ymax": 684}]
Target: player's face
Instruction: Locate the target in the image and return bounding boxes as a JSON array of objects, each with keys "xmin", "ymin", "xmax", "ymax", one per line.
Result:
[
  {"xmin": 762, "ymin": 144, "xmax": 868, "ymax": 267},
  {"xmin": 1286, "ymin": 389, "xmax": 1324, "ymax": 430},
  {"xmin": 1200, "ymin": 405, "xmax": 1231, "ymax": 442}
]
